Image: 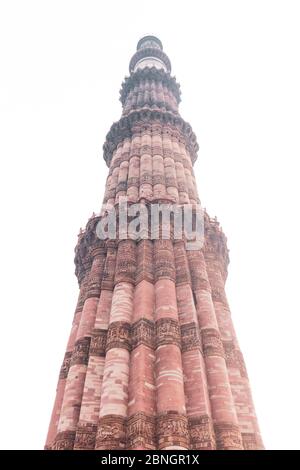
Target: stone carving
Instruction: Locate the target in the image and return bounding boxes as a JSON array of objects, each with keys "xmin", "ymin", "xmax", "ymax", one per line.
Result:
[
  {"xmin": 74, "ymin": 218, "xmax": 103, "ymax": 285},
  {"xmin": 204, "ymin": 218, "xmax": 230, "ymax": 278},
  {"xmin": 74, "ymin": 423, "xmax": 97, "ymax": 450},
  {"xmin": 157, "ymin": 412, "xmax": 189, "ymax": 449},
  {"xmin": 223, "ymin": 340, "xmax": 248, "ymax": 379},
  {"xmin": 211, "ymin": 288, "xmax": 226, "ymax": 303},
  {"xmin": 95, "ymin": 415, "xmax": 126, "ymax": 450},
  {"xmin": 106, "ymin": 321, "xmax": 131, "ymax": 352},
  {"xmin": 186, "ymin": 250, "xmax": 210, "ymax": 292},
  {"xmin": 86, "ymin": 255, "xmax": 105, "ymax": 299},
  {"xmin": 154, "ymin": 239, "xmax": 176, "ymax": 281},
  {"xmin": 242, "ymin": 432, "xmax": 258, "ymax": 450},
  {"xmin": 127, "ymin": 176, "xmax": 140, "ymax": 188},
  {"xmin": 136, "ymin": 239, "xmax": 154, "ymax": 284},
  {"xmin": 140, "ymin": 144, "xmax": 152, "ymax": 154},
  {"xmin": 103, "ymin": 110, "xmax": 199, "ymax": 167},
  {"xmin": 165, "ymin": 176, "xmax": 177, "ymax": 187},
  {"xmin": 129, "ymin": 144, "xmax": 141, "ymax": 157},
  {"xmin": 201, "ymin": 328, "xmax": 224, "ymax": 358},
  {"xmin": 90, "ymin": 329, "xmax": 107, "ymax": 357},
  {"xmin": 116, "ymin": 181, "xmax": 128, "ymax": 192},
  {"xmin": 177, "ymin": 181, "xmax": 186, "ymax": 192},
  {"xmin": 120, "ymin": 67, "xmax": 181, "ymax": 105},
  {"xmin": 70, "ymin": 337, "xmax": 91, "ymax": 366},
  {"xmin": 101, "ymin": 249, "xmax": 117, "ymax": 291},
  {"xmin": 181, "ymin": 323, "xmax": 201, "ymax": 353},
  {"xmin": 223, "ymin": 340, "xmax": 235, "ymax": 365},
  {"xmin": 126, "ymin": 412, "xmax": 156, "ymax": 449},
  {"xmin": 174, "ymin": 243, "xmax": 191, "ymax": 286},
  {"xmin": 131, "ymin": 318, "xmax": 155, "ymax": 350},
  {"xmin": 163, "ymin": 148, "xmax": 173, "ymax": 159},
  {"xmin": 188, "ymin": 415, "xmax": 216, "ymax": 450},
  {"xmin": 214, "ymin": 422, "xmax": 243, "ymax": 450},
  {"xmin": 59, "ymin": 351, "xmax": 72, "ymax": 380},
  {"xmin": 152, "ymin": 174, "xmax": 165, "ymax": 185},
  {"xmin": 86, "ymin": 281, "xmax": 102, "ymax": 299},
  {"xmin": 52, "ymin": 431, "xmax": 76, "ymax": 450},
  {"xmin": 75, "ymin": 276, "xmax": 89, "ymax": 311},
  {"xmin": 114, "ymin": 240, "xmax": 136, "ymax": 285},
  {"xmin": 156, "ymin": 318, "xmax": 181, "ymax": 349},
  {"xmin": 235, "ymin": 349, "xmax": 248, "ymax": 379},
  {"xmin": 105, "ymin": 189, "xmax": 116, "ymax": 200},
  {"xmin": 140, "ymin": 173, "xmax": 152, "ymax": 185}
]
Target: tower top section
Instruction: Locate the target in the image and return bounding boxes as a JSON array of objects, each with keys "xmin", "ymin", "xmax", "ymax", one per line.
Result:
[
  {"xmin": 136, "ymin": 35, "xmax": 163, "ymax": 50},
  {"xmin": 129, "ymin": 35, "xmax": 171, "ymax": 73}
]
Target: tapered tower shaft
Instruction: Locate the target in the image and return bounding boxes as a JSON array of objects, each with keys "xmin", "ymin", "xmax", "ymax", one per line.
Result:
[{"xmin": 46, "ymin": 36, "xmax": 263, "ymax": 450}]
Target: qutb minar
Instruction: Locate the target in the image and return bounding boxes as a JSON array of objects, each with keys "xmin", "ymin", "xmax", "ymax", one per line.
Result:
[{"xmin": 46, "ymin": 36, "xmax": 264, "ymax": 450}]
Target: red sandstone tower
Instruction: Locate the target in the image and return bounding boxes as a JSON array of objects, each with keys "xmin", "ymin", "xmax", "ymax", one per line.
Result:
[{"xmin": 46, "ymin": 36, "xmax": 263, "ymax": 450}]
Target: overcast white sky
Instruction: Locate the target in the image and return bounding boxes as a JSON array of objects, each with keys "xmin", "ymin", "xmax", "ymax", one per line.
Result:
[{"xmin": 0, "ymin": 0, "xmax": 299, "ymax": 450}]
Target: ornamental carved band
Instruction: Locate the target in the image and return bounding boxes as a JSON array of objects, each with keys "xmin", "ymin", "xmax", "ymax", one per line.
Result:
[
  {"xmin": 211, "ymin": 287, "xmax": 227, "ymax": 304},
  {"xmin": 127, "ymin": 412, "xmax": 156, "ymax": 449},
  {"xmin": 86, "ymin": 279, "xmax": 102, "ymax": 299},
  {"xmin": 242, "ymin": 432, "xmax": 259, "ymax": 450},
  {"xmin": 95, "ymin": 415, "xmax": 126, "ymax": 450},
  {"xmin": 90, "ymin": 329, "xmax": 107, "ymax": 357},
  {"xmin": 85, "ymin": 255, "xmax": 105, "ymax": 299},
  {"xmin": 52, "ymin": 431, "xmax": 76, "ymax": 450},
  {"xmin": 181, "ymin": 322, "xmax": 201, "ymax": 353},
  {"xmin": 155, "ymin": 318, "xmax": 181, "ymax": 349},
  {"xmin": 103, "ymin": 110, "xmax": 198, "ymax": 166},
  {"xmin": 214, "ymin": 422, "xmax": 243, "ymax": 450},
  {"xmin": 223, "ymin": 340, "xmax": 248, "ymax": 379},
  {"xmin": 106, "ymin": 321, "xmax": 131, "ymax": 352},
  {"xmin": 70, "ymin": 337, "xmax": 91, "ymax": 366},
  {"xmin": 114, "ymin": 240, "xmax": 136, "ymax": 285},
  {"xmin": 131, "ymin": 318, "xmax": 155, "ymax": 350},
  {"xmin": 156, "ymin": 412, "xmax": 189, "ymax": 449},
  {"xmin": 154, "ymin": 240, "xmax": 176, "ymax": 282},
  {"xmin": 119, "ymin": 67, "xmax": 181, "ymax": 106},
  {"xmin": 76, "ymin": 279, "xmax": 89, "ymax": 312},
  {"xmin": 74, "ymin": 423, "xmax": 98, "ymax": 450},
  {"xmin": 188, "ymin": 415, "xmax": 216, "ymax": 450},
  {"xmin": 101, "ymin": 252, "xmax": 117, "ymax": 291},
  {"xmin": 201, "ymin": 328, "xmax": 224, "ymax": 358},
  {"xmin": 152, "ymin": 174, "xmax": 164, "ymax": 185},
  {"xmin": 59, "ymin": 351, "xmax": 72, "ymax": 380}
]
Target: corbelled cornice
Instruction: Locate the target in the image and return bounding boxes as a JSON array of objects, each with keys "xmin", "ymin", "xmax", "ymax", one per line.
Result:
[
  {"xmin": 120, "ymin": 67, "xmax": 181, "ymax": 105},
  {"xmin": 129, "ymin": 47, "xmax": 171, "ymax": 73},
  {"xmin": 102, "ymin": 108, "xmax": 199, "ymax": 166}
]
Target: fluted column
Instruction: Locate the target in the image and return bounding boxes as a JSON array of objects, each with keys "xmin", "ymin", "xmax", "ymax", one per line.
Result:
[
  {"xmin": 127, "ymin": 240, "xmax": 156, "ymax": 449},
  {"xmin": 174, "ymin": 240, "xmax": 216, "ymax": 449},
  {"xmin": 204, "ymin": 236, "xmax": 264, "ymax": 449},
  {"xmin": 187, "ymin": 249, "xmax": 243, "ymax": 450},
  {"xmin": 154, "ymin": 239, "xmax": 189, "ymax": 450},
  {"xmin": 45, "ymin": 275, "xmax": 88, "ymax": 448},
  {"xmin": 53, "ymin": 251, "xmax": 102, "ymax": 450},
  {"xmin": 95, "ymin": 240, "xmax": 136, "ymax": 450},
  {"xmin": 127, "ymin": 149, "xmax": 140, "ymax": 203},
  {"xmin": 163, "ymin": 127, "xmax": 179, "ymax": 202},
  {"xmin": 152, "ymin": 125, "xmax": 166, "ymax": 200},
  {"xmin": 139, "ymin": 131, "xmax": 153, "ymax": 201},
  {"xmin": 73, "ymin": 246, "xmax": 107, "ymax": 449}
]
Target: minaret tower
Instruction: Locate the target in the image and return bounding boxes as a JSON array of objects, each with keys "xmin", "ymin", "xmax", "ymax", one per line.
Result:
[{"xmin": 45, "ymin": 35, "xmax": 263, "ymax": 450}]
